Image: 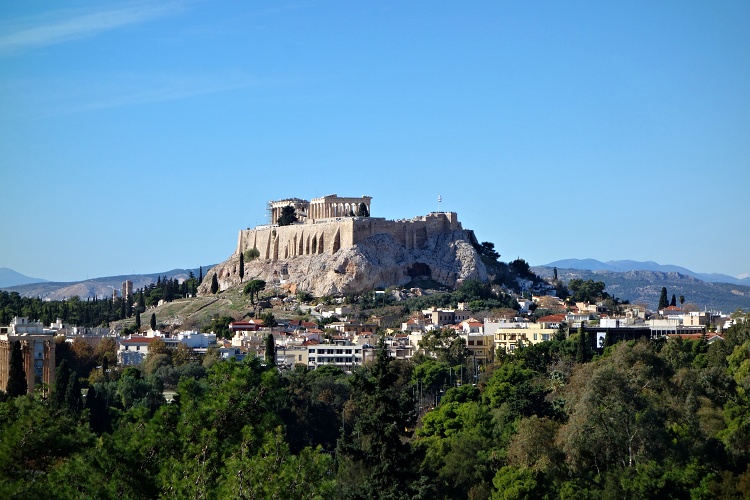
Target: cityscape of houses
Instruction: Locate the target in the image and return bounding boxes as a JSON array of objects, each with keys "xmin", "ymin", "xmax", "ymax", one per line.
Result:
[{"xmin": 0, "ymin": 286, "xmax": 735, "ymax": 394}]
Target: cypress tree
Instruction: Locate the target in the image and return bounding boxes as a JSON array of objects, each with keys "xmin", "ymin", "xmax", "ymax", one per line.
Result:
[
  {"xmin": 150, "ymin": 313, "xmax": 156, "ymax": 332},
  {"xmin": 239, "ymin": 251, "xmax": 245, "ymax": 283},
  {"xmin": 199, "ymin": 266, "xmax": 203, "ymax": 284},
  {"xmin": 211, "ymin": 274, "xmax": 219, "ymax": 294},
  {"xmin": 135, "ymin": 312, "xmax": 141, "ymax": 331},
  {"xmin": 65, "ymin": 371, "xmax": 82, "ymax": 415},
  {"xmin": 658, "ymin": 287, "xmax": 669, "ymax": 310},
  {"xmin": 265, "ymin": 334, "xmax": 276, "ymax": 366},
  {"xmin": 53, "ymin": 359, "xmax": 72, "ymax": 409},
  {"xmin": 6, "ymin": 341, "xmax": 27, "ymax": 397},
  {"xmin": 86, "ymin": 386, "xmax": 112, "ymax": 434},
  {"xmin": 670, "ymin": 294, "xmax": 677, "ymax": 307},
  {"xmin": 575, "ymin": 325, "xmax": 588, "ymax": 364}
]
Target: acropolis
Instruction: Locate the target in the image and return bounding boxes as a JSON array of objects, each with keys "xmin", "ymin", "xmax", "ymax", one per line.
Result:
[{"xmin": 239, "ymin": 194, "xmax": 463, "ymax": 261}]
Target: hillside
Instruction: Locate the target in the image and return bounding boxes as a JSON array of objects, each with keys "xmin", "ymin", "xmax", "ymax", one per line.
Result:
[
  {"xmin": 1, "ymin": 267, "xmax": 213, "ymax": 300},
  {"xmin": 534, "ymin": 266, "xmax": 750, "ymax": 312}
]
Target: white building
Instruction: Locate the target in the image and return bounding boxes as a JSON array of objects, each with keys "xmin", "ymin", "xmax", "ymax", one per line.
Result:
[{"xmin": 307, "ymin": 340, "xmax": 365, "ymax": 372}]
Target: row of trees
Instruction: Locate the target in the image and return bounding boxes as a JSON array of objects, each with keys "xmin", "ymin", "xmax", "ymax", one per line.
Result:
[
  {"xmin": 659, "ymin": 286, "xmax": 686, "ymax": 310},
  {"xmin": 0, "ymin": 291, "xmax": 133, "ymax": 328},
  {"xmin": 0, "ymin": 269, "xmax": 204, "ymax": 329}
]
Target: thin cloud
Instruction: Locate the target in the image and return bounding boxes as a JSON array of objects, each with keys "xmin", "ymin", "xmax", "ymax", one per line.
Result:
[
  {"xmin": 71, "ymin": 73, "xmax": 261, "ymax": 114},
  {"xmin": 1, "ymin": 71, "xmax": 273, "ymax": 121},
  {"xmin": 0, "ymin": 1, "xmax": 189, "ymax": 55}
]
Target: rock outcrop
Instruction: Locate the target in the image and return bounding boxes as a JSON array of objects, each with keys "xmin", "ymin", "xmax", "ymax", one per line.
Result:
[{"xmin": 199, "ymin": 218, "xmax": 487, "ymax": 297}]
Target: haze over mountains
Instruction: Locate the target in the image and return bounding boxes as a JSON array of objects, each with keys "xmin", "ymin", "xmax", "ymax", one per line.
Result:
[
  {"xmin": 0, "ymin": 266, "xmax": 212, "ymax": 301},
  {"xmin": 0, "ymin": 268, "xmax": 47, "ymax": 288},
  {"xmin": 544, "ymin": 259, "xmax": 750, "ymax": 287}
]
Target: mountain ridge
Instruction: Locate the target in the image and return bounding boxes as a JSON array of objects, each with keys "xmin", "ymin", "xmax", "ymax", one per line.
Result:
[
  {"xmin": 0, "ymin": 267, "xmax": 48, "ymax": 288},
  {"xmin": 0, "ymin": 266, "xmax": 214, "ymax": 301},
  {"xmin": 533, "ymin": 266, "xmax": 750, "ymax": 313},
  {"xmin": 544, "ymin": 259, "xmax": 750, "ymax": 286}
]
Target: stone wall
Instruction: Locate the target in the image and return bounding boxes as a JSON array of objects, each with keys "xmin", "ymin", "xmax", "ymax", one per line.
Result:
[{"xmin": 236, "ymin": 212, "xmax": 462, "ymax": 261}]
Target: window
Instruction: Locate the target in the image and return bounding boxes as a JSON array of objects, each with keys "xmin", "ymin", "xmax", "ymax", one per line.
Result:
[
  {"xmin": 309, "ymin": 349, "xmax": 315, "ymax": 353},
  {"xmin": 309, "ymin": 357, "xmax": 316, "ymax": 362},
  {"xmin": 477, "ymin": 340, "xmax": 483, "ymax": 346},
  {"xmin": 534, "ymin": 333, "xmax": 538, "ymax": 340},
  {"xmin": 468, "ymin": 340, "xmax": 475, "ymax": 345}
]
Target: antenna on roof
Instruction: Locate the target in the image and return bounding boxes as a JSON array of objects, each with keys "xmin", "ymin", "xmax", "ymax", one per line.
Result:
[{"xmin": 438, "ymin": 194, "xmax": 442, "ymax": 212}]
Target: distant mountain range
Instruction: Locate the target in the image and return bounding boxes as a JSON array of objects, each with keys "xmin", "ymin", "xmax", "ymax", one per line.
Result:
[
  {"xmin": 0, "ymin": 268, "xmax": 48, "ymax": 288},
  {"xmin": 534, "ymin": 260, "xmax": 750, "ymax": 313},
  {"xmin": 544, "ymin": 259, "xmax": 750, "ymax": 287},
  {"xmin": 0, "ymin": 266, "xmax": 215, "ymax": 301}
]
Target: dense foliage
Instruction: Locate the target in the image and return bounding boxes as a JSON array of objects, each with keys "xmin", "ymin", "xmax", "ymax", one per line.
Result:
[{"xmin": 2, "ymin": 312, "xmax": 750, "ymax": 498}]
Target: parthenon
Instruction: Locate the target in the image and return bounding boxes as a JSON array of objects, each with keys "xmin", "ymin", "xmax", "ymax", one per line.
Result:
[{"xmin": 269, "ymin": 194, "xmax": 372, "ymax": 225}]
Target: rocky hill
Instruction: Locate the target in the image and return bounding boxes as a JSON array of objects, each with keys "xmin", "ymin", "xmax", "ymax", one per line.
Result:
[
  {"xmin": 534, "ymin": 266, "xmax": 750, "ymax": 313},
  {"xmin": 200, "ymin": 225, "xmax": 487, "ymax": 297}
]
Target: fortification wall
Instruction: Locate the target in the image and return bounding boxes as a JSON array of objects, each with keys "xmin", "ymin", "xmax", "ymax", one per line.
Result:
[
  {"xmin": 351, "ymin": 212, "xmax": 461, "ymax": 250},
  {"xmin": 236, "ymin": 212, "xmax": 462, "ymax": 261},
  {"xmin": 237, "ymin": 219, "xmax": 356, "ymax": 261}
]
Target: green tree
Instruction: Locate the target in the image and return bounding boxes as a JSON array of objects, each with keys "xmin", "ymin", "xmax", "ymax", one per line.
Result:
[
  {"xmin": 210, "ymin": 274, "xmax": 219, "ymax": 294},
  {"xmin": 277, "ymin": 205, "xmax": 298, "ymax": 226},
  {"xmin": 658, "ymin": 287, "xmax": 669, "ymax": 310},
  {"xmin": 357, "ymin": 203, "xmax": 370, "ymax": 217},
  {"xmin": 219, "ymin": 427, "xmax": 335, "ymax": 498},
  {"xmin": 575, "ymin": 327, "xmax": 588, "ymax": 364},
  {"xmin": 479, "ymin": 241, "xmax": 500, "ymax": 261},
  {"xmin": 568, "ymin": 279, "xmax": 608, "ymax": 303},
  {"xmin": 419, "ymin": 328, "xmax": 469, "ymax": 366},
  {"xmin": 243, "ymin": 247, "xmax": 260, "ymax": 261},
  {"xmin": 65, "ymin": 370, "xmax": 82, "ymax": 416},
  {"xmin": 239, "ymin": 251, "xmax": 244, "ymax": 283},
  {"xmin": 135, "ymin": 311, "xmax": 141, "ymax": 331},
  {"xmin": 265, "ymin": 334, "xmax": 276, "ymax": 366},
  {"xmin": 52, "ymin": 359, "xmax": 72, "ymax": 410},
  {"xmin": 559, "ymin": 341, "xmax": 671, "ymax": 475},
  {"xmin": 260, "ymin": 312, "xmax": 277, "ymax": 329},
  {"xmin": 6, "ymin": 341, "xmax": 27, "ymax": 397},
  {"xmin": 203, "ymin": 315, "xmax": 234, "ymax": 339},
  {"xmin": 243, "ymin": 279, "xmax": 266, "ymax": 305},
  {"xmin": 150, "ymin": 313, "xmax": 157, "ymax": 332},
  {"xmin": 671, "ymin": 294, "xmax": 677, "ymax": 307},
  {"xmin": 457, "ymin": 279, "xmax": 493, "ymax": 301}
]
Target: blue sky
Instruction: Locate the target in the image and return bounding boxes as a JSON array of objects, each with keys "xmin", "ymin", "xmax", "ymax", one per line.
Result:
[{"xmin": 1, "ymin": 1, "xmax": 748, "ymax": 282}]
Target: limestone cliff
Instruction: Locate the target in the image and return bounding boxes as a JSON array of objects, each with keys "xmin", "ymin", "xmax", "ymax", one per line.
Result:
[{"xmin": 199, "ymin": 215, "xmax": 487, "ymax": 297}]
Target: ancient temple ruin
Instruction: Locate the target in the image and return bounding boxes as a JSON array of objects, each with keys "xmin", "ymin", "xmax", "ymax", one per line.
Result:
[{"xmin": 268, "ymin": 194, "xmax": 372, "ymax": 225}]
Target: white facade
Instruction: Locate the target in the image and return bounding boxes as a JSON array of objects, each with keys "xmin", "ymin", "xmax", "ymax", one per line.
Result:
[{"xmin": 307, "ymin": 341, "xmax": 364, "ymax": 372}]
